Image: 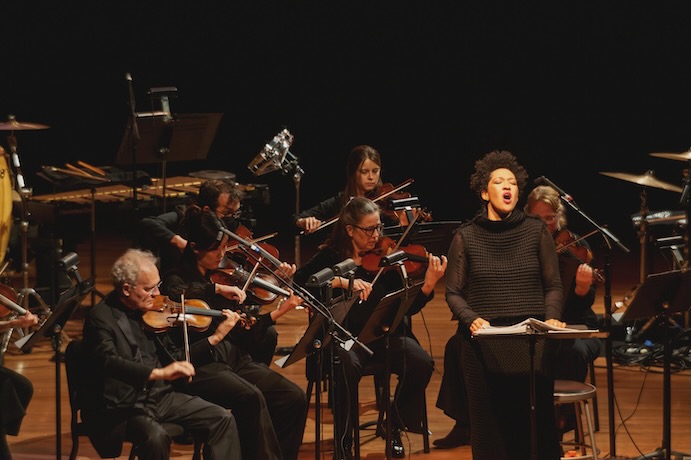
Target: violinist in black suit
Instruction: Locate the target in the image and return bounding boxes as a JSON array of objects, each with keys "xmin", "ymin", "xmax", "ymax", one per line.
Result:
[{"xmin": 81, "ymin": 248, "xmax": 242, "ymax": 460}]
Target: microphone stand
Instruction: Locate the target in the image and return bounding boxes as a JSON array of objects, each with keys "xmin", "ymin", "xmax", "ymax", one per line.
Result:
[
  {"xmin": 537, "ymin": 176, "xmax": 630, "ymax": 458},
  {"xmin": 246, "ymin": 129, "xmax": 305, "ymax": 265},
  {"xmin": 125, "ymin": 73, "xmax": 140, "ymax": 233},
  {"xmin": 219, "ymin": 227, "xmax": 373, "ymax": 356},
  {"xmin": 681, "ymin": 162, "xmax": 690, "ymax": 269}
]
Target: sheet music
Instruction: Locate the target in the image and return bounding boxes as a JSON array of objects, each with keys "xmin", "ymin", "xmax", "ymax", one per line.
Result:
[{"xmin": 473, "ymin": 317, "xmax": 600, "ymax": 336}]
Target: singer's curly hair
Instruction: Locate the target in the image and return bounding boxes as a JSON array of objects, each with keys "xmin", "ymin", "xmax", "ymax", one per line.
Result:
[{"xmin": 469, "ymin": 150, "xmax": 529, "ymax": 200}]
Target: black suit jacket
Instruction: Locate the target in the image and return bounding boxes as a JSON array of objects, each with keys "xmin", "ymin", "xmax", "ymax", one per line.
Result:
[{"xmin": 80, "ymin": 291, "xmax": 218, "ymax": 457}]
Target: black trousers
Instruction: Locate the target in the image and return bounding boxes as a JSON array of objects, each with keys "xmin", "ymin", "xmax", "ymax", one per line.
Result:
[
  {"xmin": 555, "ymin": 338, "xmax": 603, "ymax": 382},
  {"xmin": 332, "ymin": 333, "xmax": 433, "ymax": 456},
  {"xmin": 184, "ymin": 340, "xmax": 307, "ymax": 460},
  {"xmin": 435, "ymin": 331, "xmax": 470, "ymax": 425},
  {"xmin": 127, "ymin": 391, "xmax": 241, "ymax": 460},
  {"xmin": 460, "ymin": 330, "xmax": 561, "ymax": 460},
  {"xmin": 0, "ymin": 366, "xmax": 33, "ymax": 459}
]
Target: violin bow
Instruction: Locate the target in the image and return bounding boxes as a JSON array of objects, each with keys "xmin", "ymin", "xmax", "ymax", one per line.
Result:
[
  {"xmin": 229, "ymin": 231, "xmax": 278, "ymax": 248},
  {"xmin": 222, "ymin": 228, "xmax": 296, "ymax": 294},
  {"xmin": 300, "ymin": 178, "xmax": 415, "ymax": 235},
  {"xmin": 555, "ymin": 229, "xmax": 599, "ymax": 253},
  {"xmin": 180, "ymin": 291, "xmax": 193, "ymax": 382}
]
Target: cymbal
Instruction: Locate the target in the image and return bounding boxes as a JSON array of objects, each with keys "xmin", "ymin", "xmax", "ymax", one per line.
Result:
[
  {"xmin": 0, "ymin": 117, "xmax": 49, "ymax": 131},
  {"xmin": 649, "ymin": 149, "xmax": 691, "ymax": 162},
  {"xmin": 599, "ymin": 170, "xmax": 683, "ymax": 193}
]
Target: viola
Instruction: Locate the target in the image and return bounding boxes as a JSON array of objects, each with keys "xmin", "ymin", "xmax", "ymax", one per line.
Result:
[
  {"xmin": 142, "ymin": 295, "xmax": 255, "ymax": 333},
  {"xmin": 553, "ymin": 229, "xmax": 604, "ymax": 282},
  {"xmin": 360, "ymin": 236, "xmax": 429, "ymax": 277},
  {"xmin": 0, "ymin": 283, "xmax": 22, "ymax": 318},
  {"xmin": 225, "ymin": 224, "xmax": 280, "ymax": 266},
  {"xmin": 554, "ymin": 229, "xmax": 593, "ymax": 263}
]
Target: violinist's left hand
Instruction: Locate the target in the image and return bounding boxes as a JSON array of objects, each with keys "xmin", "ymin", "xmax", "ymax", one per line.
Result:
[
  {"xmin": 574, "ymin": 264, "xmax": 595, "ymax": 296},
  {"xmin": 422, "ymin": 254, "xmax": 448, "ymax": 295},
  {"xmin": 208, "ymin": 309, "xmax": 242, "ymax": 345},
  {"xmin": 270, "ymin": 289, "xmax": 305, "ymax": 322},
  {"xmin": 215, "ymin": 283, "xmax": 247, "ymax": 303},
  {"xmin": 277, "ymin": 262, "xmax": 297, "ymax": 278}
]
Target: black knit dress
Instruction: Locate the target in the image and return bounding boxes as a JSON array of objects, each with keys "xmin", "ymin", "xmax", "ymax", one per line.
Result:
[{"xmin": 445, "ymin": 209, "xmax": 564, "ymax": 460}]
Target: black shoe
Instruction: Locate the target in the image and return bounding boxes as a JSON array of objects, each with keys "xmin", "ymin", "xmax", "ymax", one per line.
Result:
[
  {"xmin": 390, "ymin": 429, "xmax": 405, "ymax": 458},
  {"xmin": 433, "ymin": 422, "xmax": 470, "ymax": 449}
]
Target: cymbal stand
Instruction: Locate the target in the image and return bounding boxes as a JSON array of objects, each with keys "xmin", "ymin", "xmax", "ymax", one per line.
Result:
[
  {"xmin": 638, "ymin": 189, "xmax": 651, "ymax": 283},
  {"xmin": 8, "ymin": 133, "xmax": 50, "ymax": 313},
  {"xmin": 3, "ymin": 132, "xmax": 50, "ymax": 352},
  {"xmin": 681, "ymin": 163, "xmax": 690, "ymax": 269},
  {"xmin": 632, "ymin": 188, "xmax": 683, "ymax": 341}
]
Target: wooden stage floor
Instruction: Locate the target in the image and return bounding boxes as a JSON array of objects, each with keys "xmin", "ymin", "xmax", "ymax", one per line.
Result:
[{"xmin": 3, "ymin": 229, "xmax": 690, "ymax": 460}]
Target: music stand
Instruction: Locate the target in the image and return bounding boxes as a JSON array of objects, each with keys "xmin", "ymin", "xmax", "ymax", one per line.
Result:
[
  {"xmin": 276, "ymin": 294, "xmax": 358, "ymax": 460},
  {"xmin": 279, "ymin": 294, "xmax": 359, "ymax": 369},
  {"xmin": 620, "ymin": 270, "xmax": 691, "ymax": 460},
  {"xmin": 351, "ymin": 282, "xmax": 423, "ymax": 460},
  {"xmin": 381, "ymin": 221, "xmax": 462, "ymax": 259},
  {"xmin": 474, "ymin": 326, "xmax": 605, "ymax": 460},
  {"xmin": 355, "ymin": 282, "xmax": 422, "ymax": 347},
  {"xmin": 115, "ymin": 113, "xmax": 222, "ymax": 212}
]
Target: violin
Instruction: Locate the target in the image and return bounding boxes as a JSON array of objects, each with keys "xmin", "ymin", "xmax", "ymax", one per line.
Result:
[
  {"xmin": 142, "ymin": 295, "xmax": 255, "ymax": 333},
  {"xmin": 554, "ymin": 229, "xmax": 593, "ymax": 263},
  {"xmin": 553, "ymin": 229, "xmax": 604, "ymax": 283},
  {"xmin": 360, "ymin": 236, "xmax": 429, "ymax": 277},
  {"xmin": 209, "ymin": 266, "xmax": 286, "ymax": 305},
  {"xmin": 375, "ymin": 182, "xmax": 433, "ymax": 225},
  {"xmin": 225, "ymin": 223, "xmax": 280, "ymax": 269},
  {"xmin": 301, "ymin": 179, "xmax": 419, "ymax": 235}
]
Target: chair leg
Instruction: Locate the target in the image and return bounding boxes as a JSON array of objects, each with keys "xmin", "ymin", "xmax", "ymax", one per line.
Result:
[
  {"xmin": 421, "ymin": 394, "xmax": 430, "ymax": 453},
  {"xmin": 192, "ymin": 438, "xmax": 203, "ymax": 460}
]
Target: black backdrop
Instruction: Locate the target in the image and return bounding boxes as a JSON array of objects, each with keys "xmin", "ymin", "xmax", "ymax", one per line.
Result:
[{"xmin": 3, "ymin": 1, "xmax": 691, "ymax": 264}]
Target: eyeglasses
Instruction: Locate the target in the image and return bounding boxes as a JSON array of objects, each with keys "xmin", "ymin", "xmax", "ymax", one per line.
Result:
[
  {"xmin": 541, "ymin": 214, "xmax": 558, "ymax": 224},
  {"xmin": 217, "ymin": 204, "xmax": 242, "ymax": 219},
  {"xmin": 136, "ymin": 280, "xmax": 162, "ymax": 295},
  {"xmin": 353, "ymin": 223, "xmax": 384, "ymax": 237}
]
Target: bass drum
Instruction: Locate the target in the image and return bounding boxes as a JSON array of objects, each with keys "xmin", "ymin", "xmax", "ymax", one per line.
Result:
[{"xmin": 0, "ymin": 147, "xmax": 13, "ymax": 267}]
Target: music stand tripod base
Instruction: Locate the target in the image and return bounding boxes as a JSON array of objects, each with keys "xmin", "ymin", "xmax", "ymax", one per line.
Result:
[{"xmin": 621, "ymin": 270, "xmax": 691, "ymax": 460}]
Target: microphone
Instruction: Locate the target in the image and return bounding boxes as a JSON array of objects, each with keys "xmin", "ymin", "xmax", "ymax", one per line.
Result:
[
  {"xmin": 226, "ymin": 268, "xmax": 290, "ymax": 297},
  {"xmin": 332, "ymin": 258, "xmax": 357, "ymax": 299},
  {"xmin": 533, "ymin": 176, "xmax": 573, "ymax": 202},
  {"xmin": 379, "ymin": 250, "xmax": 408, "ymax": 267},
  {"xmin": 332, "ymin": 258, "xmax": 357, "ymax": 276},
  {"xmin": 306, "ymin": 267, "xmax": 335, "ymax": 288}
]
